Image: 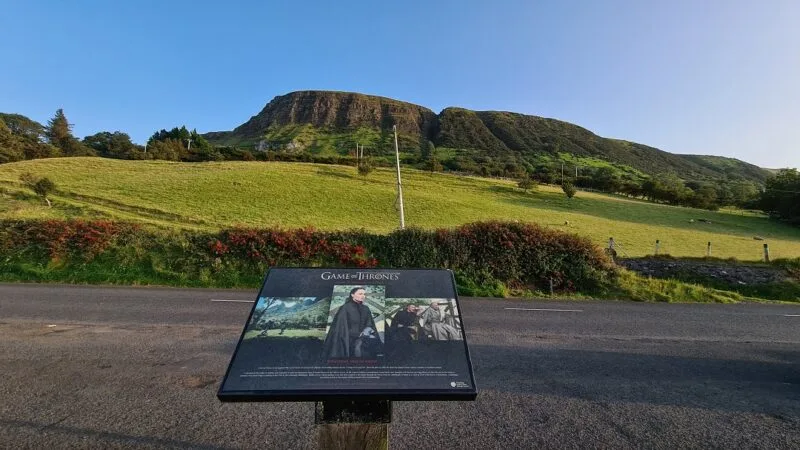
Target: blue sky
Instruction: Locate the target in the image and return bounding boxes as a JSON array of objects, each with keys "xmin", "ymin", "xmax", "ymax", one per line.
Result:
[{"xmin": 2, "ymin": 0, "xmax": 798, "ymax": 168}]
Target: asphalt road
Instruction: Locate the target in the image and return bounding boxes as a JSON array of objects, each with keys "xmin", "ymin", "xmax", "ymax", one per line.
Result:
[{"xmin": 1, "ymin": 283, "xmax": 798, "ymax": 449}]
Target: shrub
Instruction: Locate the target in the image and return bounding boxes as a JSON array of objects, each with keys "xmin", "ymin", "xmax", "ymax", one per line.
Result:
[
  {"xmin": 1, "ymin": 219, "xmax": 138, "ymax": 262},
  {"xmin": 33, "ymin": 178, "xmax": 56, "ymax": 204},
  {"xmin": 18, "ymin": 173, "xmax": 57, "ymax": 206},
  {"xmin": 517, "ymin": 178, "xmax": 535, "ymax": 192},
  {"xmin": 357, "ymin": 159, "xmax": 374, "ymax": 176},
  {"xmin": 562, "ymin": 182, "xmax": 576, "ymax": 199}
]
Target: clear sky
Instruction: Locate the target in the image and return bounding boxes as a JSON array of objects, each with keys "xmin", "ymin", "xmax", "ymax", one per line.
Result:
[{"xmin": 2, "ymin": 0, "xmax": 798, "ymax": 169}]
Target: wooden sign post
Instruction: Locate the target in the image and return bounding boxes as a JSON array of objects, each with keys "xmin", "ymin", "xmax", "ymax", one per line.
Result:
[{"xmin": 315, "ymin": 400, "xmax": 390, "ymax": 450}]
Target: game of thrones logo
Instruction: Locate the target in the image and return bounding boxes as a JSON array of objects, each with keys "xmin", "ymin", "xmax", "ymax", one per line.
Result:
[{"xmin": 320, "ymin": 271, "xmax": 401, "ymax": 281}]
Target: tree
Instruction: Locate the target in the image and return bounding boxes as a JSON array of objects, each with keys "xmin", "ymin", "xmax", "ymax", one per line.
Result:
[
  {"xmin": 45, "ymin": 109, "xmax": 94, "ymax": 156},
  {"xmin": 0, "ymin": 113, "xmax": 60, "ymax": 161},
  {"xmin": 0, "ymin": 118, "xmax": 25, "ymax": 163},
  {"xmin": 641, "ymin": 178, "xmax": 659, "ymax": 201},
  {"xmin": 421, "ymin": 140, "xmax": 434, "ymax": 160},
  {"xmin": 33, "ymin": 178, "xmax": 56, "ymax": 207},
  {"xmin": 517, "ymin": 177, "xmax": 536, "ymax": 192},
  {"xmin": 357, "ymin": 157, "xmax": 374, "ymax": 176},
  {"xmin": 298, "ymin": 316, "xmax": 310, "ymax": 329},
  {"xmin": 653, "ymin": 173, "xmax": 687, "ymax": 204},
  {"xmin": 562, "ymin": 181, "xmax": 576, "ymax": 199},
  {"xmin": 759, "ymin": 169, "xmax": 800, "ymax": 225},
  {"xmin": 424, "ymin": 143, "xmax": 443, "ymax": 173},
  {"xmin": 620, "ymin": 181, "xmax": 643, "ymax": 198},
  {"xmin": 731, "ymin": 182, "xmax": 759, "ymax": 207},
  {"xmin": 0, "ymin": 113, "xmax": 46, "ymax": 140},
  {"xmin": 146, "ymin": 139, "xmax": 184, "ymax": 161},
  {"xmin": 83, "ymin": 131, "xmax": 139, "ymax": 159},
  {"xmin": 592, "ymin": 167, "xmax": 622, "ymax": 193},
  {"xmin": 532, "ymin": 165, "xmax": 558, "ymax": 184},
  {"xmin": 45, "ymin": 109, "xmax": 70, "ymax": 145},
  {"xmin": 503, "ymin": 161, "xmax": 525, "ymax": 178},
  {"xmin": 250, "ymin": 298, "xmax": 280, "ymax": 327},
  {"xmin": 19, "ymin": 173, "xmax": 56, "ymax": 207},
  {"xmin": 147, "ymin": 126, "xmax": 213, "ymax": 161},
  {"xmin": 692, "ymin": 185, "xmax": 719, "ymax": 210}
]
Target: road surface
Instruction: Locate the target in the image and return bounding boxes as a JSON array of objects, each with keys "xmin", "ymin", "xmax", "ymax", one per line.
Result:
[{"xmin": 0, "ymin": 284, "xmax": 798, "ymax": 449}]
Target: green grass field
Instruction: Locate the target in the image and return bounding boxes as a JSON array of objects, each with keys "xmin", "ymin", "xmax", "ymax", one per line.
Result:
[{"xmin": 1, "ymin": 157, "xmax": 799, "ymax": 261}]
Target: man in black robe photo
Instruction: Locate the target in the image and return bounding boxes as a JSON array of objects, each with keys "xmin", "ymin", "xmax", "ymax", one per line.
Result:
[
  {"xmin": 323, "ymin": 287, "xmax": 381, "ymax": 358},
  {"xmin": 388, "ymin": 304, "xmax": 419, "ymax": 342}
]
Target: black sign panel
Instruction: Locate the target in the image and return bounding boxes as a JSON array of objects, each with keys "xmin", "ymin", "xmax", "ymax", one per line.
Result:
[{"xmin": 218, "ymin": 268, "xmax": 477, "ymax": 401}]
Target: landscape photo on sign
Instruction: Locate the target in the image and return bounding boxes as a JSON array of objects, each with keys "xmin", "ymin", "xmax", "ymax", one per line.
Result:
[
  {"xmin": 243, "ymin": 296, "xmax": 331, "ymax": 341},
  {"xmin": 385, "ymin": 298, "xmax": 463, "ymax": 343},
  {"xmin": 322, "ymin": 285, "xmax": 386, "ymax": 359}
]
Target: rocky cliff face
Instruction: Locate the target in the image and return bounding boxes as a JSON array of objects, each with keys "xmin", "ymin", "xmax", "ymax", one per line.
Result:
[
  {"xmin": 204, "ymin": 90, "xmax": 770, "ymax": 184},
  {"xmin": 226, "ymin": 90, "xmax": 438, "ymax": 142}
]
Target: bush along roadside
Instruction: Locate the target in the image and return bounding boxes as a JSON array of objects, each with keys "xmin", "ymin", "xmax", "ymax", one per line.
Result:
[{"xmin": 0, "ymin": 219, "xmax": 616, "ymax": 296}]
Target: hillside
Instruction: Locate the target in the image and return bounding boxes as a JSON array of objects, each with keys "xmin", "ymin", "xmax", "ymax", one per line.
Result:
[
  {"xmin": 1, "ymin": 158, "xmax": 799, "ymax": 260},
  {"xmin": 203, "ymin": 90, "xmax": 772, "ymax": 185}
]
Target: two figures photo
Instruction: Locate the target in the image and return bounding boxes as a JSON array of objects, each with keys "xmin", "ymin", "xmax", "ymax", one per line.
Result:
[{"xmin": 387, "ymin": 299, "xmax": 463, "ymax": 343}]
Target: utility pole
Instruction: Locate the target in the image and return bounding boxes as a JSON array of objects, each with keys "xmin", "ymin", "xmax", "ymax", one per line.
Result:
[
  {"xmin": 575, "ymin": 166, "xmax": 578, "ymax": 178},
  {"xmin": 393, "ymin": 125, "xmax": 405, "ymax": 229}
]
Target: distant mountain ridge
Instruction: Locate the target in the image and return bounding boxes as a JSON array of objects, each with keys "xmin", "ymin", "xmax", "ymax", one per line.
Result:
[{"xmin": 204, "ymin": 90, "xmax": 771, "ymax": 184}]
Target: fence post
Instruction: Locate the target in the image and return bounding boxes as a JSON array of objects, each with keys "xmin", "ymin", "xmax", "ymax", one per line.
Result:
[
  {"xmin": 763, "ymin": 243, "xmax": 770, "ymax": 262},
  {"xmin": 706, "ymin": 241, "xmax": 712, "ymax": 258},
  {"xmin": 655, "ymin": 239, "xmax": 660, "ymax": 256}
]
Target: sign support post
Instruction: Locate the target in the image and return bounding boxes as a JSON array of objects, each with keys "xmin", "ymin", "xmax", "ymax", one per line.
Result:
[{"xmin": 315, "ymin": 400, "xmax": 391, "ymax": 449}]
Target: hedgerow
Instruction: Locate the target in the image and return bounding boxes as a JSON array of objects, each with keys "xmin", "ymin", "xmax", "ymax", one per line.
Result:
[{"xmin": 0, "ymin": 219, "xmax": 616, "ymax": 295}]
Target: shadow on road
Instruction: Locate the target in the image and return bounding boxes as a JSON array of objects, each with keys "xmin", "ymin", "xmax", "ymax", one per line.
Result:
[
  {"xmin": 0, "ymin": 419, "xmax": 234, "ymax": 450},
  {"xmin": 469, "ymin": 344, "xmax": 800, "ymax": 415}
]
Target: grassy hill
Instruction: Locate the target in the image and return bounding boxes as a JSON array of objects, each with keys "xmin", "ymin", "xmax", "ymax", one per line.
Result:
[{"xmin": 1, "ymin": 157, "xmax": 798, "ymax": 260}]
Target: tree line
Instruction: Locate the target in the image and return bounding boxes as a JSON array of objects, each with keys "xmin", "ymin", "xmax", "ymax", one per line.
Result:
[
  {"xmin": 0, "ymin": 110, "xmax": 229, "ymax": 164},
  {"xmin": 524, "ymin": 166, "xmax": 761, "ymax": 211}
]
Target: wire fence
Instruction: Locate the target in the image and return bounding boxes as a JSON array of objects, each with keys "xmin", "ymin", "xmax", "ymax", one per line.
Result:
[{"xmin": 605, "ymin": 237, "xmax": 790, "ymax": 262}]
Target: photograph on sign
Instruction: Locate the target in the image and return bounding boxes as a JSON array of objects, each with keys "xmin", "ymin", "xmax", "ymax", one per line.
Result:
[
  {"xmin": 245, "ymin": 297, "xmax": 330, "ymax": 340},
  {"xmin": 323, "ymin": 285, "xmax": 385, "ymax": 360},
  {"xmin": 385, "ymin": 298, "xmax": 462, "ymax": 343},
  {"xmin": 218, "ymin": 268, "xmax": 477, "ymax": 401}
]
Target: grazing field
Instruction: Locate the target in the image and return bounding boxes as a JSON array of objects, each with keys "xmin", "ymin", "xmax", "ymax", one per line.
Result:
[{"xmin": 1, "ymin": 157, "xmax": 799, "ymax": 261}]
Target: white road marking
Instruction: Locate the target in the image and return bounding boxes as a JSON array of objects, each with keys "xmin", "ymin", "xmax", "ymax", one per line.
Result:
[
  {"xmin": 504, "ymin": 307, "xmax": 583, "ymax": 312},
  {"xmin": 784, "ymin": 314, "xmax": 800, "ymax": 317},
  {"xmin": 210, "ymin": 299, "xmax": 254, "ymax": 303}
]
